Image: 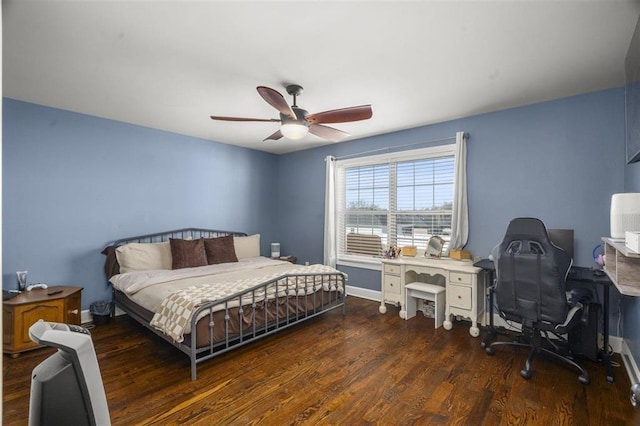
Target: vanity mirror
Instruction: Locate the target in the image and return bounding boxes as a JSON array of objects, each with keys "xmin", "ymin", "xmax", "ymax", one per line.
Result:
[{"xmin": 425, "ymin": 236, "xmax": 445, "ymax": 258}]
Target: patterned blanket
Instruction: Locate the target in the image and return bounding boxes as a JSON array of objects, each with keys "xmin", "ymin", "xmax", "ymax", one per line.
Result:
[{"xmin": 149, "ymin": 264, "xmax": 344, "ymax": 343}]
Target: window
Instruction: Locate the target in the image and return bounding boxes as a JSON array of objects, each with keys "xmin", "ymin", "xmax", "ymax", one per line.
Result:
[{"xmin": 335, "ymin": 145, "xmax": 456, "ymax": 263}]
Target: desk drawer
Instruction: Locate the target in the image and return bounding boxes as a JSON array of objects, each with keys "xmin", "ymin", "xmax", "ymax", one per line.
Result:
[
  {"xmin": 384, "ymin": 274, "xmax": 401, "ymax": 295},
  {"xmin": 448, "ymin": 284, "xmax": 471, "ymax": 310},
  {"xmin": 449, "ymin": 272, "xmax": 472, "ymax": 285},
  {"xmin": 383, "ymin": 264, "xmax": 400, "ymax": 275}
]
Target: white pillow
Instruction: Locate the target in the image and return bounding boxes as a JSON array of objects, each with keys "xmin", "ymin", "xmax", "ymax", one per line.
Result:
[
  {"xmin": 115, "ymin": 241, "xmax": 172, "ymax": 273},
  {"xmin": 234, "ymin": 234, "xmax": 261, "ymax": 259}
]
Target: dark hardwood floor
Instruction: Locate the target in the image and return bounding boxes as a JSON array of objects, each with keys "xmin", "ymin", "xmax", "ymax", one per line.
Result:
[{"xmin": 3, "ymin": 297, "xmax": 639, "ymax": 425}]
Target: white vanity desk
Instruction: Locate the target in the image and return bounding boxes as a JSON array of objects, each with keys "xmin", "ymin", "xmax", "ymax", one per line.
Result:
[{"xmin": 380, "ymin": 256, "xmax": 486, "ymax": 337}]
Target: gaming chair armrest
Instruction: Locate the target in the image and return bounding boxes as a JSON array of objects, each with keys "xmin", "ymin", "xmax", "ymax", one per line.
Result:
[{"xmin": 553, "ymin": 303, "xmax": 584, "ymax": 334}]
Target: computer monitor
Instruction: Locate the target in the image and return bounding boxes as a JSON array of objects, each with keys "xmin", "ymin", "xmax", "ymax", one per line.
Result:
[
  {"xmin": 28, "ymin": 320, "xmax": 110, "ymax": 426},
  {"xmin": 548, "ymin": 228, "xmax": 574, "ymax": 260}
]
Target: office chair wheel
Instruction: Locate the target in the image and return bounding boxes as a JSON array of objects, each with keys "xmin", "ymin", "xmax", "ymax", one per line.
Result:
[
  {"xmin": 485, "ymin": 347, "xmax": 495, "ymax": 355},
  {"xmin": 579, "ymin": 374, "xmax": 590, "ymax": 385},
  {"xmin": 520, "ymin": 369, "xmax": 532, "ymax": 380},
  {"xmin": 631, "ymin": 383, "xmax": 640, "ymax": 407}
]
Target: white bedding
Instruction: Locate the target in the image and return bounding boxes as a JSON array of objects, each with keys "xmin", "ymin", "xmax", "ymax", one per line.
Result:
[
  {"xmin": 110, "ymin": 257, "xmax": 298, "ymax": 313},
  {"xmin": 147, "ymin": 262, "xmax": 344, "ymax": 342},
  {"xmin": 111, "ymin": 257, "xmax": 345, "ymax": 343}
]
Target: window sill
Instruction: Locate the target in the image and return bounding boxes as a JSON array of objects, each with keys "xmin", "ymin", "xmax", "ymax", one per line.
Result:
[{"xmin": 337, "ymin": 255, "xmax": 383, "ymax": 271}]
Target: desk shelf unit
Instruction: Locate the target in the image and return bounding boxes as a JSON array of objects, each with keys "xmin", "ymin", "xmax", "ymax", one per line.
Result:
[
  {"xmin": 603, "ymin": 238, "xmax": 640, "ymax": 296},
  {"xmin": 380, "ymin": 257, "xmax": 486, "ymax": 337}
]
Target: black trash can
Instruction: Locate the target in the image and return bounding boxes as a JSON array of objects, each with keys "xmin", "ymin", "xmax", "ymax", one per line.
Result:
[{"xmin": 90, "ymin": 301, "xmax": 113, "ymax": 325}]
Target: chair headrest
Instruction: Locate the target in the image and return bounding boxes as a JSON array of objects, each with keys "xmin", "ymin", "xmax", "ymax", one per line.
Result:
[
  {"xmin": 496, "ymin": 217, "xmax": 571, "ymax": 266},
  {"xmin": 503, "ymin": 217, "xmax": 550, "ymax": 243}
]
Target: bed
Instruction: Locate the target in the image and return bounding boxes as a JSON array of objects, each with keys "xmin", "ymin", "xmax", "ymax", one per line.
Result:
[{"xmin": 102, "ymin": 228, "xmax": 346, "ymax": 380}]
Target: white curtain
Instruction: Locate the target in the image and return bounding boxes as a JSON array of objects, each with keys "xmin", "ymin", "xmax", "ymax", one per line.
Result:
[
  {"xmin": 449, "ymin": 131, "xmax": 469, "ymax": 250},
  {"xmin": 323, "ymin": 156, "xmax": 337, "ymax": 267}
]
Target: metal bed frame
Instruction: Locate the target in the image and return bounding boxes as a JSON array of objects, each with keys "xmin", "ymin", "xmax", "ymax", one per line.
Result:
[{"xmin": 105, "ymin": 228, "xmax": 347, "ymax": 380}]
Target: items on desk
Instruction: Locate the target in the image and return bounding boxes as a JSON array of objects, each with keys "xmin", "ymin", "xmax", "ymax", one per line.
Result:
[
  {"xmin": 401, "ymin": 246, "xmax": 417, "ymax": 257},
  {"xmin": 593, "ymin": 243, "xmax": 605, "ymax": 267},
  {"xmin": 449, "ymin": 249, "xmax": 471, "ymax": 260},
  {"xmin": 425, "ymin": 236, "xmax": 445, "ymax": 258},
  {"xmin": 16, "ymin": 270, "xmax": 28, "ymax": 291},
  {"xmin": 26, "ymin": 283, "xmax": 48, "ymax": 291},
  {"xmin": 385, "ymin": 245, "xmax": 399, "ymax": 259},
  {"xmin": 3, "ymin": 290, "xmax": 19, "ymax": 301},
  {"xmin": 609, "ymin": 192, "xmax": 640, "ymax": 239},
  {"xmin": 626, "ymin": 231, "xmax": 640, "ymax": 253}
]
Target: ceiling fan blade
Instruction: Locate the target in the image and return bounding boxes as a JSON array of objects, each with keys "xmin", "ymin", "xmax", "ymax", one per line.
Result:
[
  {"xmin": 309, "ymin": 124, "xmax": 350, "ymax": 142},
  {"xmin": 210, "ymin": 115, "xmax": 280, "ymax": 122},
  {"xmin": 263, "ymin": 129, "xmax": 283, "ymax": 142},
  {"xmin": 257, "ymin": 86, "xmax": 296, "ymax": 119},
  {"xmin": 306, "ymin": 105, "xmax": 372, "ymax": 125}
]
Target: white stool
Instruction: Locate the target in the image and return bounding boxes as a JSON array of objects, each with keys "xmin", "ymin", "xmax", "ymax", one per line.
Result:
[{"xmin": 405, "ymin": 282, "xmax": 446, "ymax": 328}]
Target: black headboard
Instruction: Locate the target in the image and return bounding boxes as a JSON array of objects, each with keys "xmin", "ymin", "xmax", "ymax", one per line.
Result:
[
  {"xmin": 102, "ymin": 228, "xmax": 247, "ymax": 279},
  {"xmin": 108, "ymin": 228, "xmax": 246, "ymax": 247}
]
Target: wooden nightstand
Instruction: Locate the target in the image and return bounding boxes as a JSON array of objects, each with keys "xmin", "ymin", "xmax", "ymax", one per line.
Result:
[{"xmin": 3, "ymin": 286, "xmax": 83, "ymax": 357}]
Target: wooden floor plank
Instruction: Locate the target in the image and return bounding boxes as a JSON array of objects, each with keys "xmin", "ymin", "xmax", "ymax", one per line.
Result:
[{"xmin": 3, "ymin": 297, "xmax": 639, "ymax": 425}]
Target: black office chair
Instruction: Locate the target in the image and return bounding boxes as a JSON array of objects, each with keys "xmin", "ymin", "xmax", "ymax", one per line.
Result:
[{"xmin": 486, "ymin": 217, "xmax": 590, "ymax": 384}]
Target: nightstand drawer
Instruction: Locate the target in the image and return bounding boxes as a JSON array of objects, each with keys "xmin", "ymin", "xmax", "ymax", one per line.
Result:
[
  {"xmin": 65, "ymin": 292, "xmax": 81, "ymax": 325},
  {"xmin": 3, "ymin": 286, "xmax": 83, "ymax": 356}
]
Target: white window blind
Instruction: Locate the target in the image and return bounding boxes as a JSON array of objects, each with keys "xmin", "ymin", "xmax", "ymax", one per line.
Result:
[{"xmin": 336, "ymin": 145, "xmax": 456, "ymax": 260}]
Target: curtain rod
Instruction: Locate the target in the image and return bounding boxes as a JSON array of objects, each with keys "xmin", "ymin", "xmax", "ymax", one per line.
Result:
[{"xmin": 330, "ymin": 132, "xmax": 468, "ymax": 161}]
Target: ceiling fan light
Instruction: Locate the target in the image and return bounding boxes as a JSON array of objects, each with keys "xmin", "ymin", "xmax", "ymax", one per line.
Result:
[{"xmin": 280, "ymin": 122, "xmax": 309, "ymax": 140}]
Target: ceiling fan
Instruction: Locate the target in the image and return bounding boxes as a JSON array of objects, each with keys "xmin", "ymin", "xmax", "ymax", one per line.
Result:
[{"xmin": 210, "ymin": 84, "xmax": 373, "ymax": 142}]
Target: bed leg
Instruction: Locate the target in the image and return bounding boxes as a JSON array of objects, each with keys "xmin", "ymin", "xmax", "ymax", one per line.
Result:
[
  {"xmin": 342, "ymin": 281, "xmax": 347, "ymax": 315},
  {"xmin": 191, "ymin": 323, "xmax": 198, "ymax": 381}
]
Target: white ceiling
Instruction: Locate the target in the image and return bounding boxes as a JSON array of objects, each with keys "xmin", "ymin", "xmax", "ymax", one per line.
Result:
[{"xmin": 3, "ymin": 1, "xmax": 640, "ymax": 155}]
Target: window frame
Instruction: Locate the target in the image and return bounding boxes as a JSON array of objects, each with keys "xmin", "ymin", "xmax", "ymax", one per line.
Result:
[{"xmin": 335, "ymin": 144, "xmax": 457, "ymax": 270}]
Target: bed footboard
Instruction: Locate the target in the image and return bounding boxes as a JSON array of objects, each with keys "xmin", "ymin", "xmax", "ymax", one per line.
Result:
[
  {"xmin": 186, "ymin": 271, "xmax": 346, "ymax": 380},
  {"xmin": 113, "ymin": 270, "xmax": 346, "ymax": 380},
  {"xmin": 105, "ymin": 228, "xmax": 346, "ymax": 380}
]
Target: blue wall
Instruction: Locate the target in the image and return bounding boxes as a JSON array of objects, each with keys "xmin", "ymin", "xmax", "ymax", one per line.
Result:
[
  {"xmin": 276, "ymin": 88, "xmax": 626, "ymax": 339},
  {"xmin": 278, "ymin": 88, "xmax": 625, "ymax": 288},
  {"xmin": 2, "ymin": 89, "xmax": 628, "ymax": 330},
  {"xmin": 2, "ymin": 99, "xmax": 279, "ymax": 308}
]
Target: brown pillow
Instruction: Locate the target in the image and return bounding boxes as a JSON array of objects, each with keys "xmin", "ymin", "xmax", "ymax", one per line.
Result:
[
  {"xmin": 204, "ymin": 235, "xmax": 239, "ymax": 264},
  {"xmin": 101, "ymin": 245, "xmax": 120, "ymax": 279},
  {"xmin": 170, "ymin": 238, "xmax": 207, "ymax": 269}
]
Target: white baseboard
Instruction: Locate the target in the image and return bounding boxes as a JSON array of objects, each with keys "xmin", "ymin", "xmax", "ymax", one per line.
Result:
[{"xmin": 346, "ymin": 285, "xmax": 381, "ymax": 302}]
